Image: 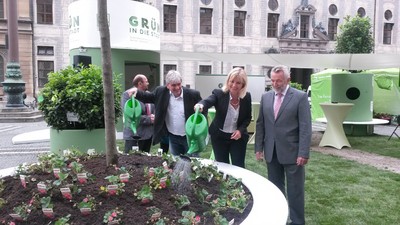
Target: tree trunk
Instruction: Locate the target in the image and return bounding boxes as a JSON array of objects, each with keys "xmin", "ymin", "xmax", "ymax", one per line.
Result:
[{"xmin": 98, "ymin": 0, "xmax": 118, "ymax": 166}]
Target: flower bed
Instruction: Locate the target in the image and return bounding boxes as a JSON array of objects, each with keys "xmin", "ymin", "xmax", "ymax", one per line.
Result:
[{"xmin": 0, "ymin": 151, "xmax": 253, "ymax": 225}]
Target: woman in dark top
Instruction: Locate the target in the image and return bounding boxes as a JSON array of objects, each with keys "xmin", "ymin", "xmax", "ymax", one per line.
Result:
[{"xmin": 195, "ymin": 67, "xmax": 252, "ymax": 168}]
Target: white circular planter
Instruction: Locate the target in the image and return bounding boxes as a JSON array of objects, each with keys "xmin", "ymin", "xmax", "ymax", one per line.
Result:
[
  {"xmin": 207, "ymin": 161, "xmax": 288, "ymax": 225},
  {"xmin": 0, "ymin": 160, "xmax": 288, "ymax": 225}
]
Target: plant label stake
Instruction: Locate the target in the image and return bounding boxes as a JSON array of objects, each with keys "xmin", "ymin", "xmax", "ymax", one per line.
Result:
[
  {"xmin": 157, "ymin": 148, "xmax": 163, "ymax": 156},
  {"xmin": 206, "ymin": 194, "xmax": 213, "ymax": 202},
  {"xmin": 148, "ymin": 168, "xmax": 155, "ymax": 177},
  {"xmin": 87, "ymin": 149, "xmax": 96, "ymax": 155},
  {"xmin": 162, "ymin": 161, "xmax": 169, "ymax": 170},
  {"xmin": 77, "ymin": 173, "xmax": 88, "ymax": 184},
  {"xmin": 208, "ymin": 173, "xmax": 214, "ymax": 182},
  {"xmin": 9, "ymin": 213, "xmax": 23, "ymax": 221},
  {"xmin": 80, "ymin": 208, "xmax": 92, "ymax": 216},
  {"xmin": 53, "ymin": 168, "xmax": 61, "ymax": 178},
  {"xmin": 108, "ymin": 221, "xmax": 120, "ymax": 225},
  {"xmin": 150, "ymin": 212, "xmax": 161, "ymax": 221},
  {"xmin": 63, "ymin": 149, "xmax": 71, "ymax": 156},
  {"xmin": 107, "ymin": 185, "xmax": 118, "ymax": 195},
  {"xmin": 20, "ymin": 175, "xmax": 26, "ymax": 188},
  {"xmin": 42, "ymin": 208, "xmax": 54, "ymax": 218},
  {"xmin": 37, "ymin": 182, "xmax": 47, "ymax": 194},
  {"xmin": 119, "ymin": 173, "xmax": 130, "ymax": 183},
  {"xmin": 60, "ymin": 187, "xmax": 72, "ymax": 200}
]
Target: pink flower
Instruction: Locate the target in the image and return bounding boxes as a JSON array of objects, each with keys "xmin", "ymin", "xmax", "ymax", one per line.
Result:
[
  {"xmin": 160, "ymin": 182, "xmax": 166, "ymax": 189},
  {"xmin": 141, "ymin": 198, "xmax": 150, "ymax": 204},
  {"xmin": 108, "ymin": 216, "xmax": 113, "ymax": 221},
  {"xmin": 78, "ymin": 178, "xmax": 87, "ymax": 184},
  {"xmin": 195, "ymin": 215, "xmax": 201, "ymax": 223},
  {"xmin": 111, "ymin": 212, "xmax": 117, "ymax": 217},
  {"xmin": 9, "ymin": 222, "xmax": 16, "ymax": 225},
  {"xmin": 63, "ymin": 193, "xmax": 72, "ymax": 200},
  {"xmin": 83, "ymin": 198, "xmax": 88, "ymax": 202}
]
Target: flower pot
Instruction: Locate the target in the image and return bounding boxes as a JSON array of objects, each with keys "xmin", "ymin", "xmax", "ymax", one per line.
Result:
[{"xmin": 50, "ymin": 128, "xmax": 106, "ymax": 154}]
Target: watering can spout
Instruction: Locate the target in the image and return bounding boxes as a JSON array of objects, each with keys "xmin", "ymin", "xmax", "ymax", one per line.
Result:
[{"xmin": 187, "ymin": 140, "xmax": 198, "ymax": 155}]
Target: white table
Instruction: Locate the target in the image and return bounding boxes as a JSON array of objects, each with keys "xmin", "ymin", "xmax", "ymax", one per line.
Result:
[
  {"xmin": 315, "ymin": 118, "xmax": 389, "ymax": 136},
  {"xmin": 318, "ymin": 103, "xmax": 354, "ymax": 149}
]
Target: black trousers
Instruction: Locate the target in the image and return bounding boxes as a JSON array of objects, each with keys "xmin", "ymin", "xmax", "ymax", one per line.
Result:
[{"xmin": 210, "ymin": 130, "xmax": 248, "ymax": 168}]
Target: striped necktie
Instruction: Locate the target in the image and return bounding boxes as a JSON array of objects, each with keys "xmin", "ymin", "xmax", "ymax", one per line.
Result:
[{"xmin": 274, "ymin": 93, "xmax": 283, "ymax": 119}]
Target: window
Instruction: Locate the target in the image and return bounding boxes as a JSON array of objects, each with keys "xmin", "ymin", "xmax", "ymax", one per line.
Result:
[
  {"xmin": 201, "ymin": 0, "xmax": 212, "ymax": 5},
  {"xmin": 267, "ymin": 13, "xmax": 279, "ymax": 37},
  {"xmin": 38, "ymin": 61, "xmax": 54, "ymax": 88},
  {"xmin": 357, "ymin": 7, "xmax": 366, "ymax": 17},
  {"xmin": 383, "ymin": 23, "xmax": 393, "ymax": 45},
  {"xmin": 300, "ymin": 15, "xmax": 309, "ymax": 38},
  {"xmin": 163, "ymin": 5, "xmax": 177, "ymax": 33},
  {"xmin": 0, "ymin": 0, "xmax": 4, "ymax": 18},
  {"xmin": 200, "ymin": 8, "xmax": 212, "ymax": 34},
  {"xmin": 384, "ymin": 10, "xmax": 393, "ymax": 21},
  {"xmin": 199, "ymin": 65, "xmax": 212, "ymax": 74},
  {"xmin": 329, "ymin": 4, "xmax": 338, "ymax": 16},
  {"xmin": 37, "ymin": 0, "xmax": 53, "ymax": 24},
  {"xmin": 268, "ymin": 0, "xmax": 279, "ymax": 11},
  {"xmin": 37, "ymin": 46, "xmax": 54, "ymax": 56},
  {"xmin": 234, "ymin": 11, "xmax": 246, "ymax": 36},
  {"xmin": 235, "ymin": 0, "xmax": 245, "ymax": 8},
  {"xmin": 328, "ymin": 18, "xmax": 339, "ymax": 41}
]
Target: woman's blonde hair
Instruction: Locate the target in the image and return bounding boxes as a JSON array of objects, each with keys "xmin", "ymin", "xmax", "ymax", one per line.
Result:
[{"xmin": 222, "ymin": 67, "xmax": 248, "ymax": 98}]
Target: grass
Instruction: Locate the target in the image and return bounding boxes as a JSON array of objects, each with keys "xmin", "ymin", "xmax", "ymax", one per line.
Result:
[
  {"xmin": 348, "ymin": 134, "xmax": 400, "ymax": 158},
  {"xmin": 118, "ymin": 135, "xmax": 400, "ymax": 225}
]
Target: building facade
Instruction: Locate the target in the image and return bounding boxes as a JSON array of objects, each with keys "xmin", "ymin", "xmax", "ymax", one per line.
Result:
[{"xmin": 0, "ymin": 0, "xmax": 398, "ymax": 100}]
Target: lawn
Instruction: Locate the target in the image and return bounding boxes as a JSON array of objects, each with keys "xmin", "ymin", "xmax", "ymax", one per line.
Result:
[{"xmin": 118, "ymin": 134, "xmax": 400, "ymax": 225}]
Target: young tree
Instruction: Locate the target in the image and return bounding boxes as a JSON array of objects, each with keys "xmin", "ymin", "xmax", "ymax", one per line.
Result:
[
  {"xmin": 98, "ymin": 0, "xmax": 118, "ymax": 166},
  {"xmin": 335, "ymin": 15, "xmax": 374, "ymax": 53}
]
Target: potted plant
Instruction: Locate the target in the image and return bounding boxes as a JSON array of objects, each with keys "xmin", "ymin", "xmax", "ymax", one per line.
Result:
[{"xmin": 38, "ymin": 65, "xmax": 122, "ymax": 154}]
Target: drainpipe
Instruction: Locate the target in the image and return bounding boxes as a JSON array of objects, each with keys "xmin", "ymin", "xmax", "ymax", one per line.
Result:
[
  {"xmin": 373, "ymin": 0, "xmax": 376, "ymax": 53},
  {"xmin": 220, "ymin": 0, "xmax": 224, "ymax": 74},
  {"xmin": 30, "ymin": 0, "xmax": 36, "ymax": 101}
]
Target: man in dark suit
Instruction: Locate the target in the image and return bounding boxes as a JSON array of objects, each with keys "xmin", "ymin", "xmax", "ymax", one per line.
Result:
[
  {"xmin": 121, "ymin": 74, "xmax": 155, "ymax": 153},
  {"xmin": 127, "ymin": 70, "xmax": 204, "ymax": 156},
  {"xmin": 255, "ymin": 65, "xmax": 312, "ymax": 225}
]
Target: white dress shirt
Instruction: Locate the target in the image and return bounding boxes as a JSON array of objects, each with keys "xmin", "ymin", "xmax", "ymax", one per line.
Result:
[{"xmin": 165, "ymin": 90, "xmax": 186, "ymax": 136}]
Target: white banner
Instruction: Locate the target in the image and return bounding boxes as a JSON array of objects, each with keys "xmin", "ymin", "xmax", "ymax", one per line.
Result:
[{"xmin": 69, "ymin": 0, "xmax": 160, "ymax": 51}]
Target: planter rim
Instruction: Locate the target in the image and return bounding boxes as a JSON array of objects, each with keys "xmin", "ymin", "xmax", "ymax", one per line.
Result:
[
  {"xmin": 201, "ymin": 160, "xmax": 288, "ymax": 225},
  {"xmin": 0, "ymin": 159, "xmax": 288, "ymax": 225}
]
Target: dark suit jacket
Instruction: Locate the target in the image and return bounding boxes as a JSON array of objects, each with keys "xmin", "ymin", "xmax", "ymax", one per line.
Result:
[
  {"xmin": 199, "ymin": 89, "xmax": 252, "ymax": 139},
  {"xmin": 255, "ymin": 87, "xmax": 312, "ymax": 164},
  {"xmin": 136, "ymin": 86, "xmax": 203, "ymax": 145}
]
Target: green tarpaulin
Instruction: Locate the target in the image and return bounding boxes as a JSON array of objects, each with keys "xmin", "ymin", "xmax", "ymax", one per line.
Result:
[{"xmin": 311, "ymin": 68, "xmax": 400, "ymax": 120}]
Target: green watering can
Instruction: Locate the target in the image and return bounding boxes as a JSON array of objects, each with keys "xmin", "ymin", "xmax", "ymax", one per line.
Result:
[
  {"xmin": 185, "ymin": 107, "xmax": 208, "ymax": 155},
  {"xmin": 123, "ymin": 96, "xmax": 142, "ymax": 135}
]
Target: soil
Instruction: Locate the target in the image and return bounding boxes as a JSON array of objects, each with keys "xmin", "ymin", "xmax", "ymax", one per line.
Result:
[
  {"xmin": 311, "ymin": 131, "xmax": 400, "ymax": 174},
  {"xmin": 0, "ymin": 154, "xmax": 253, "ymax": 225}
]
